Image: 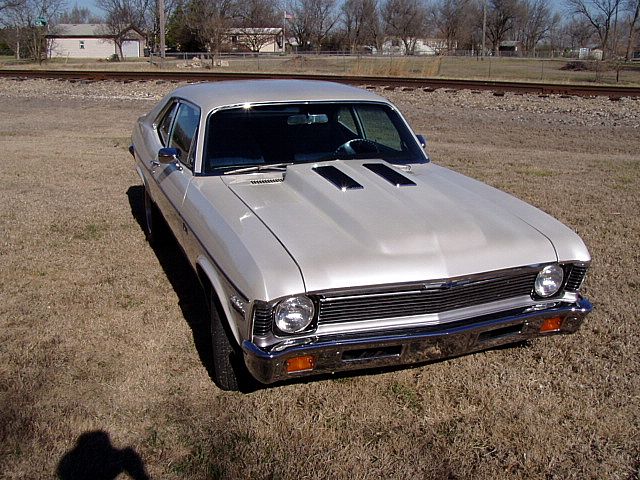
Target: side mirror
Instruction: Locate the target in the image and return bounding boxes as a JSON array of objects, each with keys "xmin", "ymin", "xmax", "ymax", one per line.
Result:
[
  {"xmin": 158, "ymin": 147, "xmax": 181, "ymax": 164},
  {"xmin": 416, "ymin": 134, "xmax": 427, "ymax": 149}
]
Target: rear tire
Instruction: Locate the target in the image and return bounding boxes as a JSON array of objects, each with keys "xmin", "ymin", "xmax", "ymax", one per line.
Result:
[
  {"xmin": 143, "ymin": 187, "xmax": 167, "ymax": 245},
  {"xmin": 210, "ymin": 295, "xmax": 241, "ymax": 391}
]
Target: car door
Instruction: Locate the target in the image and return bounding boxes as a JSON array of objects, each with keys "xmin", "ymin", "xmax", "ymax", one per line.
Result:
[{"xmin": 151, "ymin": 100, "xmax": 200, "ymax": 243}]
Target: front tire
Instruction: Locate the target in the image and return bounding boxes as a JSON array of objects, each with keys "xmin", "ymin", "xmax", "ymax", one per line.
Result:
[
  {"xmin": 143, "ymin": 187, "xmax": 167, "ymax": 245},
  {"xmin": 210, "ymin": 295, "xmax": 241, "ymax": 391}
]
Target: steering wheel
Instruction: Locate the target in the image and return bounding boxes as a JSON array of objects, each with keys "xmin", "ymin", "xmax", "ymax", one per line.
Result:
[{"xmin": 335, "ymin": 138, "xmax": 380, "ymax": 156}]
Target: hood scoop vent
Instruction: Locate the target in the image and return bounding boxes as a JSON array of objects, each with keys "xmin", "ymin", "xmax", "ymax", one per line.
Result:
[
  {"xmin": 313, "ymin": 165, "xmax": 363, "ymax": 191},
  {"xmin": 250, "ymin": 177, "xmax": 284, "ymax": 185},
  {"xmin": 363, "ymin": 163, "xmax": 416, "ymax": 187}
]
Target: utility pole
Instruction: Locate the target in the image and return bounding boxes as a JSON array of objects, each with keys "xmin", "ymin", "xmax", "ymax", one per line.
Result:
[
  {"xmin": 158, "ymin": 0, "xmax": 166, "ymax": 62},
  {"xmin": 482, "ymin": 0, "xmax": 487, "ymax": 59},
  {"xmin": 612, "ymin": 0, "xmax": 619, "ymax": 57}
]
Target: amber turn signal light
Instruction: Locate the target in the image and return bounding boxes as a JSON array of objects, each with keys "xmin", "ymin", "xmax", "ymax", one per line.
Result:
[
  {"xmin": 540, "ymin": 317, "xmax": 563, "ymax": 333},
  {"xmin": 286, "ymin": 355, "xmax": 316, "ymax": 374}
]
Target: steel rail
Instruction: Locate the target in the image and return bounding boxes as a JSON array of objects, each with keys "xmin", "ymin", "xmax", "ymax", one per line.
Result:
[{"xmin": 1, "ymin": 68, "xmax": 639, "ymax": 97}]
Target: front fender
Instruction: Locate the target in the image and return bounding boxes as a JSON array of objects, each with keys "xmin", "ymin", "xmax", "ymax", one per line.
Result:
[{"xmin": 195, "ymin": 255, "xmax": 245, "ymax": 346}]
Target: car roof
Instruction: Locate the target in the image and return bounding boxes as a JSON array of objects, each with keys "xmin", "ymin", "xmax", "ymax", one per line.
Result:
[{"xmin": 169, "ymin": 79, "xmax": 389, "ymax": 111}]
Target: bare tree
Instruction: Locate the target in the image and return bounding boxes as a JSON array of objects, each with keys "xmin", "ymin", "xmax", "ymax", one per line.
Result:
[
  {"xmin": 516, "ymin": 0, "xmax": 558, "ymax": 54},
  {"xmin": 565, "ymin": 0, "xmax": 621, "ymax": 58},
  {"xmin": 341, "ymin": 0, "xmax": 382, "ymax": 51},
  {"xmin": 96, "ymin": 0, "xmax": 150, "ymax": 59},
  {"xmin": 449, "ymin": 0, "xmax": 481, "ymax": 50},
  {"xmin": 147, "ymin": 0, "xmax": 178, "ymax": 53},
  {"xmin": 287, "ymin": 0, "xmax": 338, "ymax": 50},
  {"xmin": 485, "ymin": 0, "xmax": 519, "ymax": 54},
  {"xmin": 0, "ymin": 0, "xmax": 25, "ymax": 57},
  {"xmin": 623, "ymin": 0, "xmax": 639, "ymax": 59},
  {"xmin": 1, "ymin": 0, "xmax": 66, "ymax": 61},
  {"xmin": 0, "ymin": 0, "xmax": 25, "ymax": 15},
  {"xmin": 562, "ymin": 15, "xmax": 595, "ymax": 48},
  {"xmin": 187, "ymin": 0, "xmax": 236, "ymax": 54},
  {"xmin": 57, "ymin": 4, "xmax": 102, "ymax": 23},
  {"xmin": 430, "ymin": 0, "xmax": 469, "ymax": 51},
  {"xmin": 381, "ymin": 0, "xmax": 427, "ymax": 54},
  {"xmin": 235, "ymin": 0, "xmax": 280, "ymax": 52}
]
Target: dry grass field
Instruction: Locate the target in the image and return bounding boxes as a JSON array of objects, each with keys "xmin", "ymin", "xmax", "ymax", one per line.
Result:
[{"xmin": 0, "ymin": 78, "xmax": 638, "ymax": 479}]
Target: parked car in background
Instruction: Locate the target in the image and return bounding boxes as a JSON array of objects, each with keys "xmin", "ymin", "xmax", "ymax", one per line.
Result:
[{"xmin": 130, "ymin": 80, "xmax": 592, "ymax": 390}]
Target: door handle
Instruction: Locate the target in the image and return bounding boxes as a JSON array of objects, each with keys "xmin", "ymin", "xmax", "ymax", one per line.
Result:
[{"xmin": 150, "ymin": 160, "xmax": 160, "ymax": 167}]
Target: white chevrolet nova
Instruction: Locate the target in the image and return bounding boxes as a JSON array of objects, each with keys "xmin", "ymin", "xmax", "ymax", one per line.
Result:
[{"xmin": 130, "ymin": 80, "xmax": 592, "ymax": 390}]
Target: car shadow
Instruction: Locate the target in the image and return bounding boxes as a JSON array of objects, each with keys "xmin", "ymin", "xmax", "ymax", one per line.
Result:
[
  {"xmin": 126, "ymin": 185, "xmax": 216, "ymax": 384},
  {"xmin": 56, "ymin": 430, "xmax": 150, "ymax": 480}
]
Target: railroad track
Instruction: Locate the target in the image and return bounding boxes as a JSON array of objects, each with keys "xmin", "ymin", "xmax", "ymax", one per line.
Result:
[{"xmin": 1, "ymin": 68, "xmax": 639, "ymax": 98}]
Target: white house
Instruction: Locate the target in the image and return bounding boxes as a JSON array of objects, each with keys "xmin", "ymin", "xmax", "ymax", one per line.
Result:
[
  {"xmin": 47, "ymin": 24, "xmax": 146, "ymax": 59},
  {"xmin": 226, "ymin": 28, "xmax": 284, "ymax": 53},
  {"xmin": 381, "ymin": 38, "xmax": 450, "ymax": 55}
]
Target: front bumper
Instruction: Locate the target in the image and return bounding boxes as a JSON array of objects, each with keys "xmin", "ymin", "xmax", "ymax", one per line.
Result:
[{"xmin": 242, "ymin": 297, "xmax": 592, "ymax": 384}]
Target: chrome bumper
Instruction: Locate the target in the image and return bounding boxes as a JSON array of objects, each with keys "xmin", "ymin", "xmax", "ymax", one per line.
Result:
[{"xmin": 242, "ymin": 297, "xmax": 592, "ymax": 385}]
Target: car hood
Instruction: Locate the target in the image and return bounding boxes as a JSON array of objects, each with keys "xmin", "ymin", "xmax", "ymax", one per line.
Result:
[{"xmin": 222, "ymin": 160, "xmax": 559, "ymax": 293}]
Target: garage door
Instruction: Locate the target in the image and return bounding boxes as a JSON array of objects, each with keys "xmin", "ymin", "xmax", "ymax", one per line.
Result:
[{"xmin": 122, "ymin": 40, "xmax": 140, "ymax": 58}]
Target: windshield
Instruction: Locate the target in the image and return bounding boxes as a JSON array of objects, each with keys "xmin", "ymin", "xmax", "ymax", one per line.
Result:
[{"xmin": 203, "ymin": 102, "xmax": 426, "ymax": 174}]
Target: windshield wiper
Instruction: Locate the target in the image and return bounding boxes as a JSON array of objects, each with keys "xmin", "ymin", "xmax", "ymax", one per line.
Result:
[{"xmin": 222, "ymin": 163, "xmax": 291, "ymax": 175}]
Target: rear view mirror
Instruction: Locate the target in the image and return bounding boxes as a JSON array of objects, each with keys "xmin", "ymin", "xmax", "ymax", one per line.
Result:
[{"xmin": 287, "ymin": 114, "xmax": 329, "ymax": 126}]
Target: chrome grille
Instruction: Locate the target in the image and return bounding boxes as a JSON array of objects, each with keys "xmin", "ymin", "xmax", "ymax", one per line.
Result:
[
  {"xmin": 318, "ymin": 272, "xmax": 538, "ymax": 325},
  {"xmin": 565, "ymin": 265, "xmax": 588, "ymax": 291}
]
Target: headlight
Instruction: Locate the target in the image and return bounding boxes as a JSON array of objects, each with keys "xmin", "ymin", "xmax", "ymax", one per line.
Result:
[
  {"xmin": 274, "ymin": 296, "xmax": 315, "ymax": 334},
  {"xmin": 534, "ymin": 265, "xmax": 564, "ymax": 297}
]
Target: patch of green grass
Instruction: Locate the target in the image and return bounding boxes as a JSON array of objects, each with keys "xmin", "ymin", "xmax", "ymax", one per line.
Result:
[
  {"xmin": 514, "ymin": 167, "xmax": 554, "ymax": 178},
  {"xmin": 106, "ymin": 136, "xmax": 133, "ymax": 150},
  {"xmin": 389, "ymin": 381, "xmax": 422, "ymax": 412},
  {"xmin": 118, "ymin": 293, "xmax": 143, "ymax": 310},
  {"xmin": 48, "ymin": 219, "xmax": 108, "ymax": 242},
  {"xmin": 616, "ymin": 175, "xmax": 635, "ymax": 185},
  {"xmin": 74, "ymin": 222, "xmax": 109, "ymax": 241},
  {"xmin": 170, "ymin": 444, "xmax": 226, "ymax": 478}
]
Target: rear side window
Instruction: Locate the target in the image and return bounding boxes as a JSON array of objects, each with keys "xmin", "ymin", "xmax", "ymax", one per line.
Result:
[
  {"xmin": 157, "ymin": 101, "xmax": 178, "ymax": 145},
  {"xmin": 169, "ymin": 102, "xmax": 200, "ymax": 169}
]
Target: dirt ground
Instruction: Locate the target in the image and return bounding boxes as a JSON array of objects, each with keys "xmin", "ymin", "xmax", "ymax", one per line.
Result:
[{"xmin": 0, "ymin": 78, "xmax": 638, "ymax": 479}]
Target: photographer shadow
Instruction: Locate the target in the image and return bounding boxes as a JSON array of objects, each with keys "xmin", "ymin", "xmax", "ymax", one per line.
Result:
[{"xmin": 57, "ymin": 430, "xmax": 149, "ymax": 480}]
